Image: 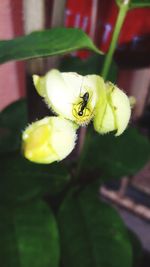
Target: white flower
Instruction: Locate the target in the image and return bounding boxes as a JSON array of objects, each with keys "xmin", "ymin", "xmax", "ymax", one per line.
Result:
[
  {"xmin": 94, "ymin": 82, "xmax": 131, "ymax": 136},
  {"xmin": 33, "ymin": 69, "xmax": 103, "ymax": 125},
  {"xmin": 22, "ymin": 117, "xmax": 77, "ymax": 164},
  {"xmin": 33, "ymin": 69, "xmax": 131, "ymax": 136}
]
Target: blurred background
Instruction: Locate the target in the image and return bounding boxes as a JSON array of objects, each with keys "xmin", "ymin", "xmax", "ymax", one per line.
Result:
[
  {"xmin": 0, "ymin": 0, "xmax": 150, "ymax": 112},
  {"xmin": 0, "ymin": 0, "xmax": 150, "ymax": 264}
]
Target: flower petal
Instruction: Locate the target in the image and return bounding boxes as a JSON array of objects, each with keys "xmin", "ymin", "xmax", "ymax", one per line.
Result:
[
  {"xmin": 33, "ymin": 69, "xmax": 101, "ymax": 125},
  {"xmin": 22, "ymin": 117, "xmax": 77, "ymax": 164},
  {"xmin": 108, "ymin": 83, "xmax": 131, "ymax": 136},
  {"xmin": 93, "ymin": 78, "xmax": 108, "ymax": 133},
  {"xmin": 94, "ymin": 82, "xmax": 131, "ymax": 136}
]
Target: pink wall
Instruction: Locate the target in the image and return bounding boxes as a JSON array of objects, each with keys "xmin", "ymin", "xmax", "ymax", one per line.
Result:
[{"xmin": 0, "ymin": 0, "xmax": 25, "ymax": 111}]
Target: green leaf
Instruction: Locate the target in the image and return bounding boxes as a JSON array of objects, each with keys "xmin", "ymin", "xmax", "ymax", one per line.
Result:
[
  {"xmin": 0, "ymin": 28, "xmax": 102, "ymax": 64},
  {"xmin": 60, "ymin": 54, "xmax": 117, "ymax": 83},
  {"xmin": 60, "ymin": 55, "xmax": 104, "ymax": 76},
  {"xmin": 79, "ymin": 127, "xmax": 150, "ymax": 179},
  {"xmin": 0, "ymin": 99, "xmax": 27, "ymax": 154},
  {"xmin": 116, "ymin": 0, "xmax": 150, "ymax": 8},
  {"xmin": 129, "ymin": 0, "xmax": 150, "ymax": 9},
  {"xmin": 58, "ymin": 184, "xmax": 132, "ymax": 267},
  {"xmin": 0, "ymin": 200, "xmax": 60, "ymax": 267},
  {"xmin": 0, "ymin": 152, "xmax": 70, "ymax": 204},
  {"xmin": 0, "ymin": 99, "xmax": 27, "ymax": 129}
]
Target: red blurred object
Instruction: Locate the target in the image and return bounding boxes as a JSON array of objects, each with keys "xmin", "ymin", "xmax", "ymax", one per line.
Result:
[
  {"xmin": 65, "ymin": 0, "xmax": 150, "ymax": 66},
  {"xmin": 65, "ymin": 0, "xmax": 93, "ymax": 58},
  {"xmin": 96, "ymin": 0, "xmax": 150, "ymax": 52}
]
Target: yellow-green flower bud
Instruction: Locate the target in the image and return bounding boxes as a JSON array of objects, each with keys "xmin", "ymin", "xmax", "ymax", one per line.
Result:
[
  {"xmin": 33, "ymin": 69, "xmax": 101, "ymax": 126},
  {"xmin": 22, "ymin": 117, "xmax": 77, "ymax": 164},
  {"xmin": 94, "ymin": 82, "xmax": 131, "ymax": 136}
]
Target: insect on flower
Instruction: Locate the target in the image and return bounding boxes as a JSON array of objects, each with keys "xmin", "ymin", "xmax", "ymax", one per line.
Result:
[
  {"xmin": 72, "ymin": 78, "xmax": 93, "ymax": 124},
  {"xmin": 33, "ymin": 69, "xmax": 103, "ymax": 125},
  {"xmin": 78, "ymin": 92, "xmax": 90, "ymax": 116}
]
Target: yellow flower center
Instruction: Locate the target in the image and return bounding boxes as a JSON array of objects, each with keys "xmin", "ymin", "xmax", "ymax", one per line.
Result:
[{"xmin": 72, "ymin": 91, "xmax": 94, "ymax": 125}]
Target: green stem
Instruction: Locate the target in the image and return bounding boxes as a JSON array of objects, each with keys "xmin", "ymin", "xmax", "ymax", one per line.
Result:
[{"xmin": 101, "ymin": 2, "xmax": 129, "ymax": 80}]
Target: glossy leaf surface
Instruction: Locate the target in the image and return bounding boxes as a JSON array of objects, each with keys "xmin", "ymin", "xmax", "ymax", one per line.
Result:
[
  {"xmin": 58, "ymin": 184, "xmax": 132, "ymax": 267},
  {"xmin": 0, "ymin": 99, "xmax": 27, "ymax": 154},
  {"xmin": 0, "ymin": 200, "xmax": 60, "ymax": 267},
  {"xmin": 0, "ymin": 152, "xmax": 70, "ymax": 204},
  {"xmin": 79, "ymin": 127, "xmax": 150, "ymax": 179},
  {"xmin": 0, "ymin": 28, "xmax": 102, "ymax": 64}
]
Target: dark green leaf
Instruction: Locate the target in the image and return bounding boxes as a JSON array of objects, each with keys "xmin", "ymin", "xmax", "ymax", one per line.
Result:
[
  {"xmin": 58, "ymin": 184, "xmax": 132, "ymax": 267},
  {"xmin": 0, "ymin": 200, "xmax": 60, "ymax": 267},
  {"xmin": 129, "ymin": 0, "xmax": 150, "ymax": 9},
  {"xmin": 0, "ymin": 99, "xmax": 27, "ymax": 154},
  {"xmin": 116, "ymin": 0, "xmax": 150, "ymax": 8},
  {"xmin": 106, "ymin": 60, "xmax": 118, "ymax": 83},
  {"xmin": 79, "ymin": 127, "xmax": 150, "ymax": 179},
  {"xmin": 60, "ymin": 55, "xmax": 104, "ymax": 76},
  {"xmin": 0, "ymin": 28, "xmax": 102, "ymax": 64},
  {"xmin": 0, "ymin": 127, "xmax": 22, "ymax": 155},
  {"xmin": 0, "ymin": 98, "xmax": 27, "ymax": 129},
  {"xmin": 60, "ymin": 55, "xmax": 118, "ymax": 83},
  {"xmin": 0, "ymin": 152, "xmax": 70, "ymax": 204}
]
